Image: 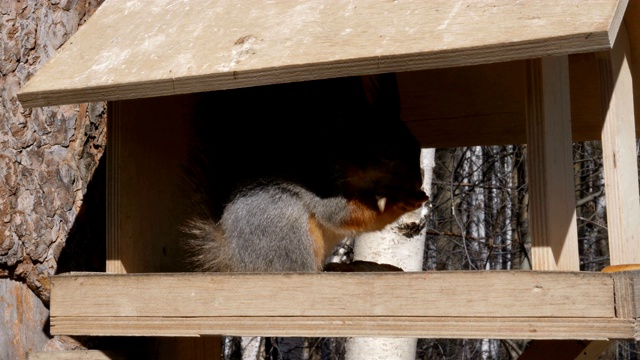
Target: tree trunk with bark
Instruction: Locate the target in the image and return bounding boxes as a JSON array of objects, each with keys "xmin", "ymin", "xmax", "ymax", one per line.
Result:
[
  {"xmin": 0, "ymin": 1, "xmax": 107, "ymax": 358},
  {"xmin": 345, "ymin": 148, "xmax": 435, "ymax": 360}
]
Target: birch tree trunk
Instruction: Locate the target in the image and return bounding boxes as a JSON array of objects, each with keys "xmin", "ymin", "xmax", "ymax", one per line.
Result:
[{"xmin": 345, "ymin": 148, "xmax": 435, "ymax": 360}]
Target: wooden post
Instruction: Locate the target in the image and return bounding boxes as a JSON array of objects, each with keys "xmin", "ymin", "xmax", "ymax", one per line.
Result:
[
  {"xmin": 518, "ymin": 55, "xmax": 582, "ymax": 360},
  {"xmin": 106, "ymin": 95, "xmax": 221, "ymax": 359},
  {"xmin": 525, "ymin": 56, "xmax": 580, "ymax": 271},
  {"xmin": 597, "ymin": 22, "xmax": 640, "ymax": 266},
  {"xmin": 565, "ymin": 21, "xmax": 640, "ymax": 357},
  {"xmin": 520, "ymin": 19, "xmax": 640, "ymax": 360},
  {"xmin": 578, "ymin": 22, "xmax": 638, "ymax": 355}
]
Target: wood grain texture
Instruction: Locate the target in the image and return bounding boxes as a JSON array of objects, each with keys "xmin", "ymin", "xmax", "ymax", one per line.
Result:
[
  {"xmin": 18, "ymin": 0, "xmax": 625, "ymax": 107},
  {"xmin": 0, "ymin": 279, "xmax": 50, "ymax": 360},
  {"xmin": 48, "ymin": 316, "xmax": 635, "ymax": 340},
  {"xmin": 624, "ymin": 0, "xmax": 640, "ymax": 125},
  {"xmin": 105, "ymin": 101, "xmax": 125, "ymax": 274},
  {"xmin": 51, "ymin": 272, "xmax": 614, "ymax": 318},
  {"xmin": 519, "ymin": 269, "xmax": 640, "ymax": 360},
  {"xmin": 525, "ymin": 57, "xmax": 580, "ymax": 271},
  {"xmin": 28, "ymin": 351, "xmax": 124, "ymax": 360},
  {"xmin": 398, "ymin": 54, "xmax": 640, "ymax": 148},
  {"xmin": 574, "ymin": 341, "xmax": 615, "ymax": 360},
  {"xmin": 105, "ymin": 97, "xmax": 221, "ymax": 359},
  {"xmin": 597, "ymin": 23, "xmax": 640, "ymax": 266},
  {"xmin": 612, "ymin": 271, "xmax": 640, "ymax": 320},
  {"xmin": 106, "ymin": 96, "xmax": 195, "ymax": 273}
]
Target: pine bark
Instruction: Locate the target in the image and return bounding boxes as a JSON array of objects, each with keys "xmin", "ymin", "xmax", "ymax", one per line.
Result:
[{"xmin": 0, "ymin": 1, "xmax": 106, "ymax": 358}]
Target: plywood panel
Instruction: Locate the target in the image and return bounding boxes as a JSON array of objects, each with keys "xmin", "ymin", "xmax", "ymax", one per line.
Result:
[{"xmin": 18, "ymin": 0, "xmax": 625, "ymax": 107}]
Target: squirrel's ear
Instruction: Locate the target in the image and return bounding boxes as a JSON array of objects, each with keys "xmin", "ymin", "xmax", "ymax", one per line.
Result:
[{"xmin": 360, "ymin": 73, "xmax": 401, "ymax": 116}]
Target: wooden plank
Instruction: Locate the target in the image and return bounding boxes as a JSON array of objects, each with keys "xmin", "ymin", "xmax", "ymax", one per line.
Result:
[
  {"xmin": 525, "ymin": 56, "xmax": 580, "ymax": 271},
  {"xmin": 28, "ymin": 351, "xmax": 124, "ymax": 360},
  {"xmin": 106, "ymin": 96, "xmax": 195, "ymax": 273},
  {"xmin": 569, "ymin": 53, "xmax": 609, "ymax": 142},
  {"xmin": 105, "ymin": 101, "xmax": 125, "ymax": 274},
  {"xmin": 517, "ymin": 55, "xmax": 592, "ymax": 359},
  {"xmin": 0, "ymin": 279, "xmax": 49, "ymax": 360},
  {"xmin": 624, "ymin": 0, "xmax": 640, "ymax": 125},
  {"xmin": 520, "ymin": 269, "xmax": 640, "ymax": 360},
  {"xmin": 612, "ymin": 270, "xmax": 640, "ymax": 320},
  {"xmin": 18, "ymin": 0, "xmax": 625, "ymax": 107},
  {"xmin": 51, "ymin": 272, "xmax": 614, "ymax": 318},
  {"xmin": 399, "ymin": 54, "xmax": 640, "ymax": 148},
  {"xmin": 578, "ymin": 269, "xmax": 640, "ymax": 360},
  {"xmin": 597, "ymin": 22, "xmax": 640, "ymax": 266},
  {"xmin": 399, "ymin": 60, "xmax": 528, "ymax": 148},
  {"xmin": 575, "ymin": 341, "xmax": 614, "ymax": 359},
  {"xmin": 49, "ymin": 316, "xmax": 635, "ymax": 340},
  {"xmin": 519, "ymin": 14, "xmax": 639, "ymax": 360},
  {"xmin": 106, "ymin": 96, "xmax": 220, "ymax": 358}
]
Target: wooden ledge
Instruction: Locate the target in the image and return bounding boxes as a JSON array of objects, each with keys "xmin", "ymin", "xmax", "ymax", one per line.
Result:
[{"xmin": 50, "ymin": 271, "xmax": 640, "ymax": 339}]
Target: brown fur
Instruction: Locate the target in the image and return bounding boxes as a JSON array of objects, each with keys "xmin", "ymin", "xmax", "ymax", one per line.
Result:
[{"xmin": 307, "ymin": 215, "xmax": 327, "ymax": 270}]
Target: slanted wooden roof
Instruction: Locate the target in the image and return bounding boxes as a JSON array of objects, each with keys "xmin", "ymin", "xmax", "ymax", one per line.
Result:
[{"xmin": 18, "ymin": 0, "xmax": 627, "ymax": 107}]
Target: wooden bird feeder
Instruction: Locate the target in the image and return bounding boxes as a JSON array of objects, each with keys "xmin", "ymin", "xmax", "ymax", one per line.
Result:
[{"xmin": 19, "ymin": 0, "xmax": 640, "ymax": 359}]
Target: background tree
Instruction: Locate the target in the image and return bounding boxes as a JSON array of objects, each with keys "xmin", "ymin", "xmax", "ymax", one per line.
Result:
[{"xmin": 345, "ymin": 148, "xmax": 436, "ymax": 360}]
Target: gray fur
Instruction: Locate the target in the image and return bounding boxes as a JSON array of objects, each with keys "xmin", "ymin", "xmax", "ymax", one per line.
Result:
[{"xmin": 185, "ymin": 183, "xmax": 353, "ymax": 272}]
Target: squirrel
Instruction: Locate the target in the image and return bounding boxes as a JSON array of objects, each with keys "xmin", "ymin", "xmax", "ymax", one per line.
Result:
[{"xmin": 181, "ymin": 74, "xmax": 428, "ymax": 272}]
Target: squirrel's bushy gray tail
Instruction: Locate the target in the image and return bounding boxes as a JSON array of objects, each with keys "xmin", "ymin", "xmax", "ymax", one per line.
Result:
[{"xmin": 182, "ymin": 217, "xmax": 233, "ymax": 272}]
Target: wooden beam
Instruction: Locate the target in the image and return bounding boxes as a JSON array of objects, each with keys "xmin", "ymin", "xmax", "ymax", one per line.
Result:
[
  {"xmin": 525, "ymin": 56, "xmax": 580, "ymax": 271},
  {"xmin": 611, "ymin": 270, "xmax": 640, "ymax": 320},
  {"xmin": 519, "ymin": 7, "xmax": 638, "ymax": 359},
  {"xmin": 597, "ymin": 22, "xmax": 640, "ymax": 266},
  {"xmin": 50, "ymin": 316, "xmax": 634, "ymax": 340},
  {"xmin": 518, "ymin": 268, "xmax": 640, "ymax": 360},
  {"xmin": 105, "ymin": 101, "xmax": 125, "ymax": 274},
  {"xmin": 576, "ymin": 341, "xmax": 614, "ymax": 359},
  {"xmin": 48, "ymin": 271, "xmax": 637, "ymax": 339},
  {"xmin": 28, "ymin": 351, "xmax": 124, "ymax": 360},
  {"xmin": 18, "ymin": 0, "xmax": 625, "ymax": 107},
  {"xmin": 623, "ymin": 0, "xmax": 640, "ymax": 125},
  {"xmin": 106, "ymin": 96, "xmax": 195, "ymax": 273},
  {"xmin": 106, "ymin": 96, "xmax": 220, "ymax": 359},
  {"xmin": 51, "ymin": 272, "xmax": 614, "ymax": 319},
  {"xmin": 399, "ymin": 54, "xmax": 640, "ymax": 149}
]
